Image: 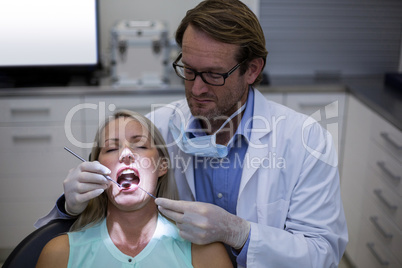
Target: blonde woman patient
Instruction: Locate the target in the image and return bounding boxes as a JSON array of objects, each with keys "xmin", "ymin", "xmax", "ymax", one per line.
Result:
[{"xmin": 36, "ymin": 110, "xmax": 232, "ymax": 268}]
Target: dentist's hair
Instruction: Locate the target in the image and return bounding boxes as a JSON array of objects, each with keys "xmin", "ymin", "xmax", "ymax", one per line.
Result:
[
  {"xmin": 70, "ymin": 110, "xmax": 178, "ymax": 231},
  {"xmin": 175, "ymin": 0, "xmax": 267, "ymax": 86}
]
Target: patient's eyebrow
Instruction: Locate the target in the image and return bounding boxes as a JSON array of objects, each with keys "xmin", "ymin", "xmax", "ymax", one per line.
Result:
[
  {"xmin": 129, "ymin": 135, "xmax": 148, "ymax": 141},
  {"xmin": 104, "ymin": 138, "xmax": 119, "ymax": 144},
  {"xmin": 104, "ymin": 136, "xmax": 149, "ymax": 144}
]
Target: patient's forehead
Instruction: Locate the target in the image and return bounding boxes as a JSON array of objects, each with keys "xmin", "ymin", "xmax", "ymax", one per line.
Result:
[{"xmin": 101, "ymin": 117, "xmax": 150, "ymax": 145}]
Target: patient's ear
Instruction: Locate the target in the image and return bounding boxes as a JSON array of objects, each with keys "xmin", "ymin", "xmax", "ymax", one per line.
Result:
[{"xmin": 158, "ymin": 158, "xmax": 168, "ymax": 177}]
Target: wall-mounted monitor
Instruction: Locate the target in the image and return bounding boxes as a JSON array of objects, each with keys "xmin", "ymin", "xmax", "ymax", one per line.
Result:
[{"xmin": 0, "ymin": 0, "xmax": 100, "ymax": 87}]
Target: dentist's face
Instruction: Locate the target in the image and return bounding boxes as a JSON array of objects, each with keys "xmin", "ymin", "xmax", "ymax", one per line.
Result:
[
  {"xmin": 98, "ymin": 117, "xmax": 166, "ymax": 211},
  {"xmin": 181, "ymin": 25, "xmax": 249, "ymax": 121}
]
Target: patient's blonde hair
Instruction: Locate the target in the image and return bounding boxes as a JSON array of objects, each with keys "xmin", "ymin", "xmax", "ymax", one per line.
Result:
[{"xmin": 70, "ymin": 110, "xmax": 178, "ymax": 231}]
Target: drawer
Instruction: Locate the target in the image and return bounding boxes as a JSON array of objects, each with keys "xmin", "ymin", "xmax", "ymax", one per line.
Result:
[
  {"xmin": 84, "ymin": 94, "xmax": 183, "ymax": 121},
  {"xmin": 0, "ymin": 126, "xmax": 86, "ymax": 176},
  {"xmin": 358, "ymin": 199, "xmax": 402, "ymax": 265},
  {"xmin": 0, "ymin": 172, "xmax": 67, "ymax": 203},
  {"xmin": 368, "ymin": 143, "xmax": 402, "ymax": 197},
  {"xmin": 366, "ymin": 164, "xmax": 402, "ymax": 230},
  {"xmin": 0, "ymin": 148, "xmax": 86, "ymax": 178},
  {"xmin": 355, "ymin": 240, "xmax": 401, "ymax": 268},
  {"xmin": 371, "ymin": 113, "xmax": 402, "ymax": 162},
  {"xmin": 0, "ymin": 97, "xmax": 83, "ymax": 124},
  {"xmin": 0, "ymin": 125, "xmax": 83, "ymax": 150}
]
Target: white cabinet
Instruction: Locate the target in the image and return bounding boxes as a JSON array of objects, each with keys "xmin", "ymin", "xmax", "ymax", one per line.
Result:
[
  {"xmin": 341, "ymin": 95, "xmax": 402, "ymax": 267},
  {"xmin": 341, "ymin": 96, "xmax": 374, "ymax": 259},
  {"xmin": 0, "ymin": 97, "xmax": 85, "ymax": 249}
]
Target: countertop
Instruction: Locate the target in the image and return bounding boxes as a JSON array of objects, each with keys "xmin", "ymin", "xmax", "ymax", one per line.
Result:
[
  {"xmin": 344, "ymin": 76, "xmax": 402, "ymax": 131},
  {"xmin": 1, "ymin": 75, "xmax": 401, "ymax": 130}
]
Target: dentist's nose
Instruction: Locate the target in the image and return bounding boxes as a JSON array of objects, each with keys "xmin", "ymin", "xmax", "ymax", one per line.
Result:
[
  {"xmin": 191, "ymin": 75, "xmax": 209, "ymax": 96},
  {"xmin": 119, "ymin": 147, "xmax": 134, "ymax": 164}
]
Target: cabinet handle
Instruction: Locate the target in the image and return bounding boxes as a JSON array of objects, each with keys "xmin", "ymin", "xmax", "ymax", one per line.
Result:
[
  {"xmin": 13, "ymin": 135, "xmax": 52, "ymax": 144},
  {"xmin": 373, "ymin": 189, "xmax": 398, "ymax": 211},
  {"xmin": 369, "ymin": 216, "xmax": 393, "ymax": 239},
  {"xmin": 11, "ymin": 108, "xmax": 50, "ymax": 117},
  {"xmin": 377, "ymin": 161, "xmax": 401, "ymax": 183},
  {"xmin": 380, "ymin": 132, "xmax": 402, "ymax": 150},
  {"xmin": 366, "ymin": 243, "xmax": 390, "ymax": 266}
]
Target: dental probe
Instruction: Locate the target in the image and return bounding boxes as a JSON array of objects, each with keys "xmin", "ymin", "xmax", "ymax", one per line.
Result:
[{"xmin": 64, "ymin": 147, "xmax": 156, "ymax": 199}]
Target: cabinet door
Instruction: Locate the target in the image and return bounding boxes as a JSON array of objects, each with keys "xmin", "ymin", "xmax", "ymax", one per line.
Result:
[
  {"xmin": 0, "ymin": 96, "xmax": 85, "ymax": 249},
  {"xmin": 0, "ymin": 125, "xmax": 85, "ymax": 248},
  {"xmin": 340, "ymin": 96, "xmax": 374, "ymax": 260}
]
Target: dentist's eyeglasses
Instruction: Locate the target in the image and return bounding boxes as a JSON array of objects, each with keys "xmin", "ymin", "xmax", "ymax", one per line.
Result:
[{"xmin": 172, "ymin": 52, "xmax": 245, "ymax": 86}]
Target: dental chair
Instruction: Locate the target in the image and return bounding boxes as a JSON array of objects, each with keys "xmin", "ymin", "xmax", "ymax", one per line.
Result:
[{"xmin": 2, "ymin": 218, "xmax": 75, "ymax": 268}]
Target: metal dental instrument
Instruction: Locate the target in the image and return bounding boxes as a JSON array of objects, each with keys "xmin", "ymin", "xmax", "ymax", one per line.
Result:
[{"xmin": 64, "ymin": 147, "xmax": 156, "ymax": 199}]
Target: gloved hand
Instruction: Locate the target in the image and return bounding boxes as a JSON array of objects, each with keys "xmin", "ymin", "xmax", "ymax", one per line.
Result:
[
  {"xmin": 155, "ymin": 198, "xmax": 250, "ymax": 249},
  {"xmin": 64, "ymin": 161, "xmax": 110, "ymax": 216}
]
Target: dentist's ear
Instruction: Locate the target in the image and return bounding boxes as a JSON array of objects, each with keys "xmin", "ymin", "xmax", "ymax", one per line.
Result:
[
  {"xmin": 157, "ymin": 158, "xmax": 168, "ymax": 177},
  {"xmin": 245, "ymin": 57, "xmax": 264, "ymax": 85}
]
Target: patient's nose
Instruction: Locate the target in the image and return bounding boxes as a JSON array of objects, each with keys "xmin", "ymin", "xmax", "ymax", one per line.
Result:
[{"xmin": 119, "ymin": 147, "xmax": 134, "ymax": 164}]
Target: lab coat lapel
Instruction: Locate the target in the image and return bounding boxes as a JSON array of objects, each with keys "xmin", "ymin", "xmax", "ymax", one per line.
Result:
[
  {"xmin": 238, "ymin": 90, "xmax": 272, "ymax": 199},
  {"xmin": 170, "ymin": 103, "xmax": 197, "ymax": 200}
]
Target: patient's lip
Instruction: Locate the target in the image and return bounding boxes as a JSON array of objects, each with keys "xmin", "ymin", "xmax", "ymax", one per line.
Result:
[{"xmin": 117, "ymin": 167, "xmax": 139, "ymax": 178}]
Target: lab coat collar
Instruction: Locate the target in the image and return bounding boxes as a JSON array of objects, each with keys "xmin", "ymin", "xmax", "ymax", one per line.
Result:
[{"xmin": 238, "ymin": 89, "xmax": 274, "ymax": 201}]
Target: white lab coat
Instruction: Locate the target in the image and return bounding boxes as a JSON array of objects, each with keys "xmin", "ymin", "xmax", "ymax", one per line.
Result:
[{"xmin": 148, "ymin": 89, "xmax": 348, "ymax": 268}]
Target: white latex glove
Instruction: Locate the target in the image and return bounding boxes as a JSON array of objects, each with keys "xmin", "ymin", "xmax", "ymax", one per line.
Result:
[
  {"xmin": 64, "ymin": 161, "xmax": 110, "ymax": 215},
  {"xmin": 155, "ymin": 198, "xmax": 250, "ymax": 249}
]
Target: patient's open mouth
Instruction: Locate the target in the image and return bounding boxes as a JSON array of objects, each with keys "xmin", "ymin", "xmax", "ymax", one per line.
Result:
[{"xmin": 117, "ymin": 168, "xmax": 140, "ymax": 189}]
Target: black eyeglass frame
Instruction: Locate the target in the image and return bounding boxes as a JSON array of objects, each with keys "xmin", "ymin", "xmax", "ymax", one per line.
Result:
[{"xmin": 172, "ymin": 52, "xmax": 246, "ymax": 86}]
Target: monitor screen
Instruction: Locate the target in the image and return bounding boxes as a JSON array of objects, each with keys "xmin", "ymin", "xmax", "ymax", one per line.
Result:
[{"xmin": 0, "ymin": 0, "xmax": 100, "ymax": 87}]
